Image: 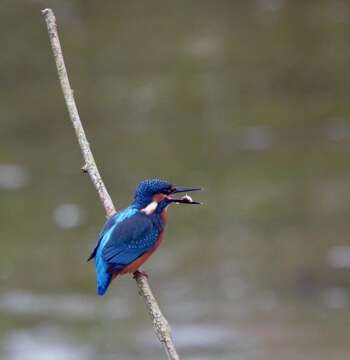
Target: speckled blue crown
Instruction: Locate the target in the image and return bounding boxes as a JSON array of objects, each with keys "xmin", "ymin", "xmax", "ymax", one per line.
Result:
[{"xmin": 134, "ymin": 179, "xmax": 172, "ymax": 200}]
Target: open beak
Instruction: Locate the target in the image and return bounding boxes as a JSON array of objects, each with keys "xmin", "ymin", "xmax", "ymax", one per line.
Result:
[{"xmin": 168, "ymin": 186, "xmax": 202, "ymax": 205}]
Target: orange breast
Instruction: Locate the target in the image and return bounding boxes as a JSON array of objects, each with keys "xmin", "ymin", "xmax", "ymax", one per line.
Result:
[{"xmin": 161, "ymin": 207, "xmax": 167, "ymax": 224}]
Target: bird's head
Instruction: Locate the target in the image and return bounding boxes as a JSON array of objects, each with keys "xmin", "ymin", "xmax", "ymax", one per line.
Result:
[{"xmin": 133, "ymin": 179, "xmax": 201, "ymax": 214}]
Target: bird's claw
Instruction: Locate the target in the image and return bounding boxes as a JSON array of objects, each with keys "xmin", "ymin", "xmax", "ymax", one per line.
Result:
[{"xmin": 133, "ymin": 270, "xmax": 149, "ymax": 279}]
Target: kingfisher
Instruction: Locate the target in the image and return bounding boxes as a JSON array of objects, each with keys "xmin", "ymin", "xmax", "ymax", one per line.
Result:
[{"xmin": 88, "ymin": 179, "xmax": 201, "ymax": 296}]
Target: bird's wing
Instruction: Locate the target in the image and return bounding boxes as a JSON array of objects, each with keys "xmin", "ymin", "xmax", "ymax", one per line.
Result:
[
  {"xmin": 87, "ymin": 207, "xmax": 137, "ymax": 261},
  {"xmin": 101, "ymin": 212, "xmax": 159, "ymax": 274}
]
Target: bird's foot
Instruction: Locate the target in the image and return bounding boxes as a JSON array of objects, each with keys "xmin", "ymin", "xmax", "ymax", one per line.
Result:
[{"xmin": 133, "ymin": 270, "xmax": 149, "ymax": 279}]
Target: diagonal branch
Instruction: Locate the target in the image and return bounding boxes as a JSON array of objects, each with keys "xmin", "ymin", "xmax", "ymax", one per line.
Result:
[{"xmin": 41, "ymin": 8, "xmax": 180, "ymax": 360}]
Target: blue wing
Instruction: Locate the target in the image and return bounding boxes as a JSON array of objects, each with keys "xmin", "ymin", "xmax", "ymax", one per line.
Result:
[
  {"xmin": 102, "ymin": 212, "xmax": 159, "ymax": 273},
  {"xmin": 87, "ymin": 212, "xmax": 125, "ymax": 261},
  {"xmin": 89, "ymin": 206, "xmax": 138, "ymax": 296}
]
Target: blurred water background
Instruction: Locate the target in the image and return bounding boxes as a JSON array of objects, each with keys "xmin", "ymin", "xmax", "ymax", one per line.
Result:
[{"xmin": 1, "ymin": 1, "xmax": 350, "ymax": 359}]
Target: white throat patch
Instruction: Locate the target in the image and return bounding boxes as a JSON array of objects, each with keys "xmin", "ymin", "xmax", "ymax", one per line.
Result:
[{"xmin": 141, "ymin": 201, "xmax": 158, "ymax": 215}]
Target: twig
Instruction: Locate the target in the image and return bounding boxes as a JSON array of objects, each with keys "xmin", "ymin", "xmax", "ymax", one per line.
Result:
[{"xmin": 42, "ymin": 8, "xmax": 180, "ymax": 360}]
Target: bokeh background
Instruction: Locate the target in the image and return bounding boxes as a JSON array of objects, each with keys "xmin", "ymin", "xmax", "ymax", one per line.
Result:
[{"xmin": 1, "ymin": 1, "xmax": 350, "ymax": 359}]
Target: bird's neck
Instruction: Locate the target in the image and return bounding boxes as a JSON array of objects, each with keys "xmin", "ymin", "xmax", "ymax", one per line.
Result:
[
  {"xmin": 131, "ymin": 198, "xmax": 168, "ymax": 229},
  {"xmin": 132, "ymin": 196, "xmax": 152, "ymax": 210},
  {"xmin": 151, "ymin": 210, "xmax": 167, "ymax": 232}
]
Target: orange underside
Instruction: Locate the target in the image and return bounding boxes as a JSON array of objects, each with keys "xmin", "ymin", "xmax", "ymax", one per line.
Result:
[{"xmin": 120, "ymin": 208, "xmax": 167, "ymax": 275}]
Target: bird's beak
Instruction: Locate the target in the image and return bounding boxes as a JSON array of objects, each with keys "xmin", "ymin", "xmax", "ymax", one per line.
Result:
[{"xmin": 168, "ymin": 186, "xmax": 202, "ymax": 205}]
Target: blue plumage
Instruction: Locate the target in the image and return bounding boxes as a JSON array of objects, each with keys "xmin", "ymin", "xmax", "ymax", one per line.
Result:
[
  {"xmin": 103, "ymin": 212, "xmax": 160, "ymax": 270},
  {"xmin": 92, "ymin": 206, "xmax": 138, "ymax": 295},
  {"xmin": 92, "ymin": 208, "xmax": 163, "ymax": 296}
]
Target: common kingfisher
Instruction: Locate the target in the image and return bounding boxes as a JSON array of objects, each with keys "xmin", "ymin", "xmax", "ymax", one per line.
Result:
[{"xmin": 88, "ymin": 179, "xmax": 201, "ymax": 296}]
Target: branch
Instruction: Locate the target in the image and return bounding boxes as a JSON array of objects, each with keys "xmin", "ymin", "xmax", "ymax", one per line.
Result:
[{"xmin": 42, "ymin": 8, "xmax": 180, "ymax": 360}]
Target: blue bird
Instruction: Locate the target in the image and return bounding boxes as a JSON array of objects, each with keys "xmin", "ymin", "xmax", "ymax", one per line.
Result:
[{"xmin": 88, "ymin": 179, "xmax": 201, "ymax": 296}]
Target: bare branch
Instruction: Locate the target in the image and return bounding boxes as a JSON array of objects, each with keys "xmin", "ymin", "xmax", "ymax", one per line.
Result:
[
  {"xmin": 42, "ymin": 8, "xmax": 180, "ymax": 360},
  {"xmin": 41, "ymin": 8, "xmax": 115, "ymax": 217},
  {"xmin": 135, "ymin": 273, "xmax": 180, "ymax": 360}
]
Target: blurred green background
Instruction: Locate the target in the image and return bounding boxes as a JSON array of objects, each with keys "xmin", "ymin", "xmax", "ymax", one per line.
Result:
[{"xmin": 1, "ymin": 1, "xmax": 350, "ymax": 359}]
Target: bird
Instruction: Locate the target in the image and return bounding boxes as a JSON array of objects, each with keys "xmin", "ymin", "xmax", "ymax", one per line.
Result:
[{"xmin": 88, "ymin": 179, "xmax": 201, "ymax": 296}]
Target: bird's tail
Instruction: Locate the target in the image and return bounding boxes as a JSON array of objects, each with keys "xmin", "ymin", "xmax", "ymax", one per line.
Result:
[
  {"xmin": 95, "ymin": 256, "xmax": 112, "ymax": 296},
  {"xmin": 97, "ymin": 273, "xmax": 112, "ymax": 296}
]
